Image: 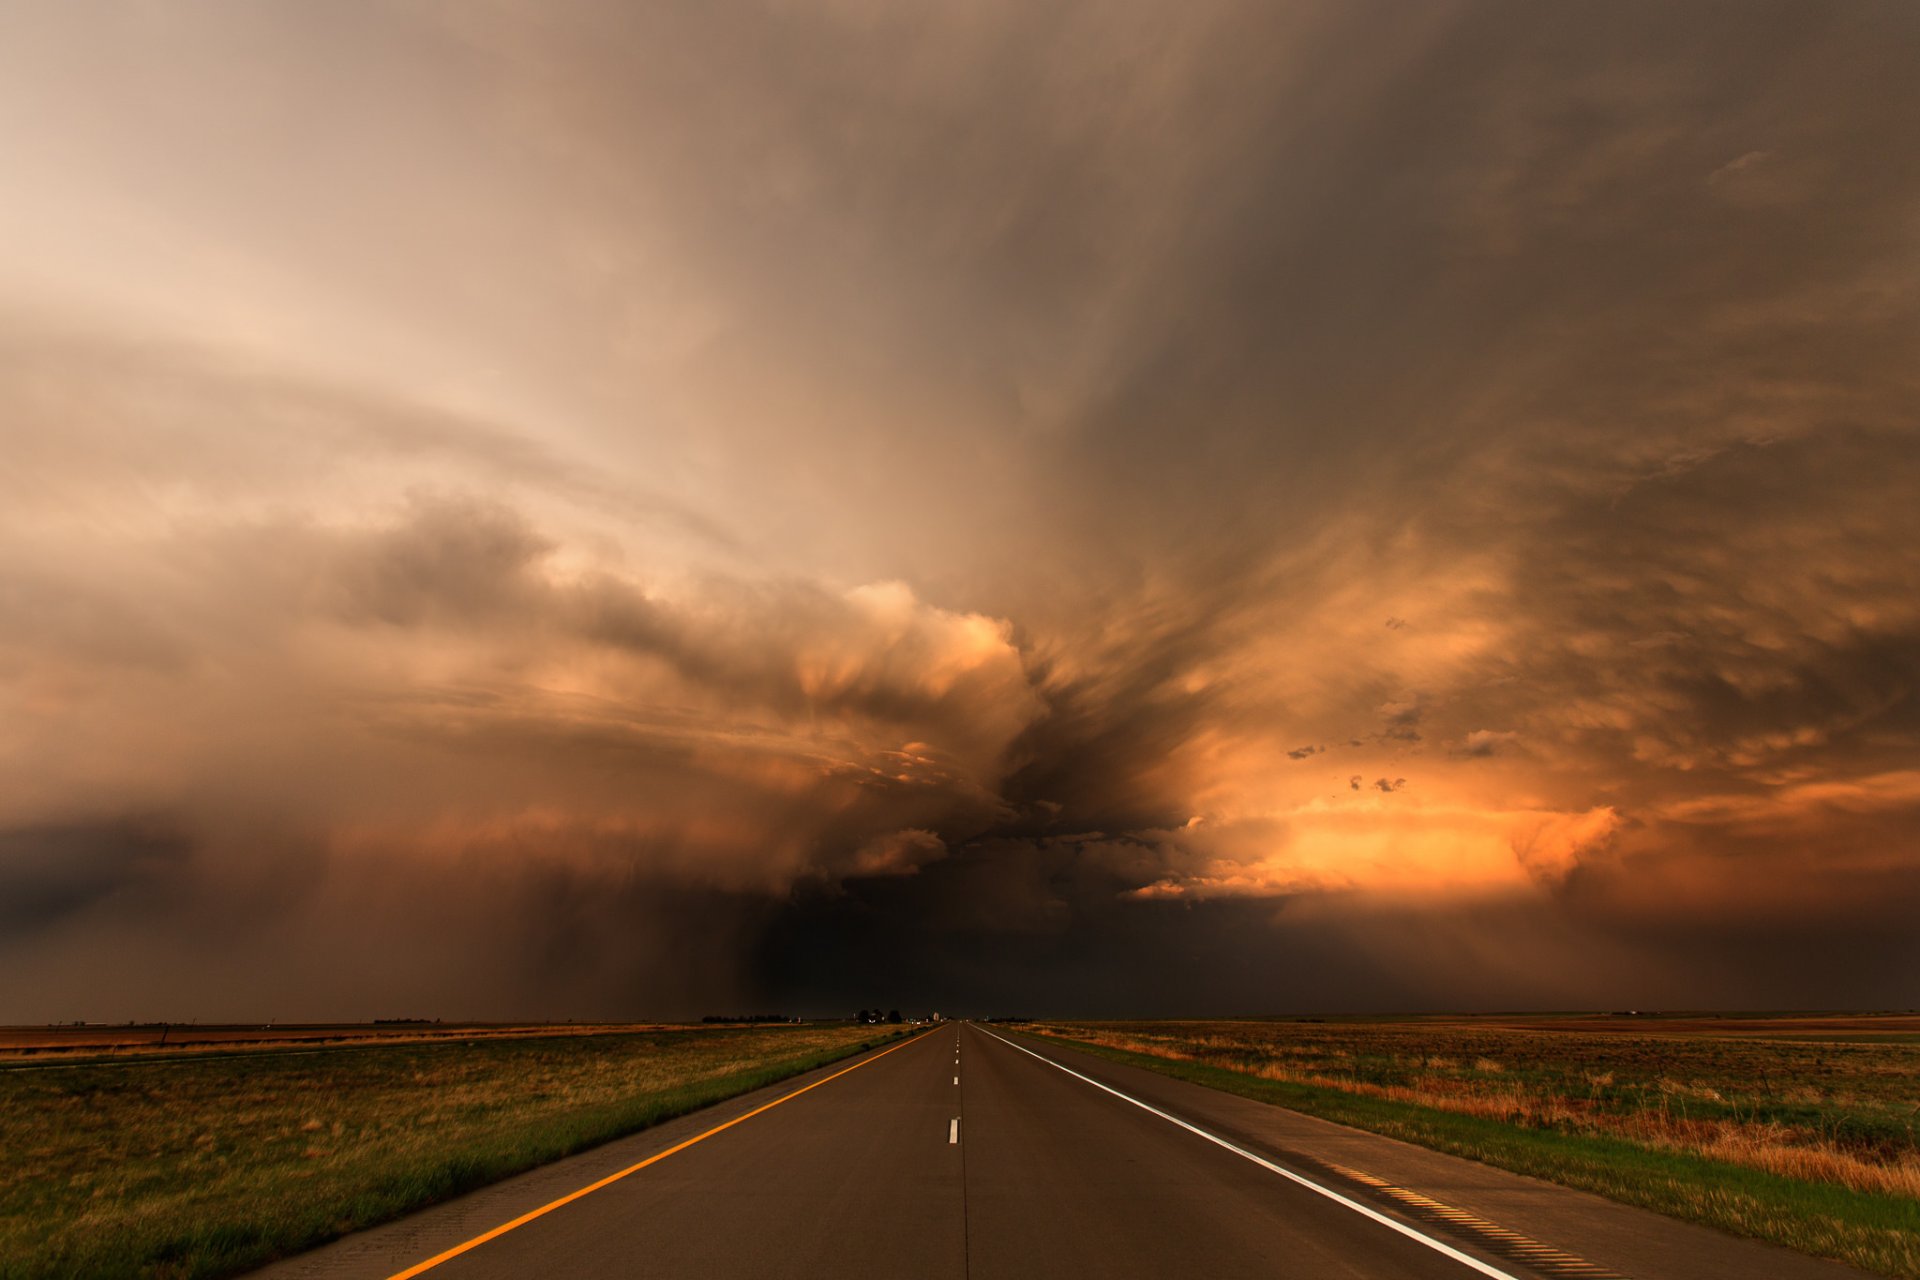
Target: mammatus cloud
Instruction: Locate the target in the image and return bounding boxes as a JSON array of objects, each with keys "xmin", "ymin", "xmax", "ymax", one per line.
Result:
[{"xmin": 1, "ymin": 1, "xmax": 1918, "ymax": 1016}]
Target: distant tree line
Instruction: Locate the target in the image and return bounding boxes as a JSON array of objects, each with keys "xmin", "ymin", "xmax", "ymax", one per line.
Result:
[
  {"xmin": 700, "ymin": 1014, "xmax": 801, "ymax": 1024},
  {"xmin": 854, "ymin": 1009, "xmax": 904, "ymax": 1024}
]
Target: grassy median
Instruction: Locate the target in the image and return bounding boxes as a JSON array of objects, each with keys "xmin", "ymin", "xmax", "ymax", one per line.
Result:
[
  {"xmin": 1, "ymin": 1023, "xmax": 905, "ymax": 1280},
  {"xmin": 1024, "ymin": 1017, "xmax": 1920, "ymax": 1278}
]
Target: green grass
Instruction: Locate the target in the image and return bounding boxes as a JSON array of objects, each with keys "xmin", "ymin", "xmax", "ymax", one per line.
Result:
[
  {"xmin": 1, "ymin": 1024, "xmax": 908, "ymax": 1280},
  {"xmin": 1023, "ymin": 1024, "xmax": 1920, "ymax": 1278}
]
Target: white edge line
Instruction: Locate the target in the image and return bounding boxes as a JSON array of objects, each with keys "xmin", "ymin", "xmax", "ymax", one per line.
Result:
[{"xmin": 972, "ymin": 1026, "xmax": 1521, "ymax": 1280}]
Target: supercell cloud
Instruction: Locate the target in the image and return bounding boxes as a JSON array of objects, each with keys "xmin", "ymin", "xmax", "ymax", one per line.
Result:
[{"xmin": 1, "ymin": 2, "xmax": 1916, "ymax": 1018}]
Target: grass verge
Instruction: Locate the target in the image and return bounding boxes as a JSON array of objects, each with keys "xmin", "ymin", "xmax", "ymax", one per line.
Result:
[
  {"xmin": 1022, "ymin": 1028, "xmax": 1920, "ymax": 1278},
  {"xmin": 2, "ymin": 1024, "xmax": 907, "ymax": 1280}
]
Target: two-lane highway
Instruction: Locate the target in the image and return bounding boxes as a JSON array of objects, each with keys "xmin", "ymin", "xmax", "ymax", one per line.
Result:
[
  {"xmin": 395, "ymin": 1023, "xmax": 1479, "ymax": 1279},
  {"xmin": 258, "ymin": 1023, "xmax": 1876, "ymax": 1280}
]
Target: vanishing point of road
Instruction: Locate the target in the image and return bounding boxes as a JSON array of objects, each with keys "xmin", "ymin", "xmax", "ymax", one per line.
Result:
[{"xmin": 256, "ymin": 1024, "xmax": 1874, "ymax": 1280}]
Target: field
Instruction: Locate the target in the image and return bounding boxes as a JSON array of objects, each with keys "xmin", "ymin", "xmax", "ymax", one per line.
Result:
[
  {"xmin": 1028, "ymin": 1014, "xmax": 1920, "ymax": 1277},
  {"xmin": 0, "ymin": 1022, "xmax": 903, "ymax": 1280},
  {"xmin": 0, "ymin": 1021, "xmax": 681, "ymax": 1060}
]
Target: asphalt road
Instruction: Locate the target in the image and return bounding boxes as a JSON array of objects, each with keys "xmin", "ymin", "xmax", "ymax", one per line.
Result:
[{"xmin": 258, "ymin": 1022, "xmax": 1875, "ymax": 1280}]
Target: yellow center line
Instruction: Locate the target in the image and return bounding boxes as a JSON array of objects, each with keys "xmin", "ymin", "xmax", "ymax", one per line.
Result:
[{"xmin": 385, "ymin": 1032, "xmax": 929, "ymax": 1279}]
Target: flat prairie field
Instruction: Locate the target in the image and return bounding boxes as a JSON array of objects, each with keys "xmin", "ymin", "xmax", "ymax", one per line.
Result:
[
  {"xmin": 1029, "ymin": 1015, "xmax": 1920, "ymax": 1277},
  {"xmin": 0, "ymin": 1021, "xmax": 682, "ymax": 1059},
  {"xmin": 0, "ymin": 1022, "xmax": 902, "ymax": 1280}
]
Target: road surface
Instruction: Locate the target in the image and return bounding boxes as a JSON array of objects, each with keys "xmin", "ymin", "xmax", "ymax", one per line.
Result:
[{"xmin": 256, "ymin": 1023, "xmax": 1874, "ymax": 1280}]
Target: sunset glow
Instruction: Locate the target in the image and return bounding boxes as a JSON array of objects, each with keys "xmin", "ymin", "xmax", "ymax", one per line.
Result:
[{"xmin": 2, "ymin": 2, "xmax": 1916, "ymax": 1019}]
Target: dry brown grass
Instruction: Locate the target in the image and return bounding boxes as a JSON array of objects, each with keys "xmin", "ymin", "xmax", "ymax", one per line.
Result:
[{"xmin": 0, "ymin": 1020, "xmax": 678, "ymax": 1062}]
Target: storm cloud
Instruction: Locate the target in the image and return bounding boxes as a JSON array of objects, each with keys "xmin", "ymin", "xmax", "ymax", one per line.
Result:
[{"xmin": 1, "ymin": 1, "xmax": 1916, "ymax": 1018}]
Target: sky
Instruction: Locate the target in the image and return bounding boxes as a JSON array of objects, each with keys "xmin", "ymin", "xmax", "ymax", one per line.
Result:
[{"xmin": 1, "ymin": 1, "xmax": 1916, "ymax": 1021}]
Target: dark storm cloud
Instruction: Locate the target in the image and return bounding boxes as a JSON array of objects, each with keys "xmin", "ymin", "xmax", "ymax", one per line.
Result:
[
  {"xmin": 1378, "ymin": 701, "xmax": 1425, "ymax": 743},
  {"xmin": 760, "ymin": 840, "xmax": 1920, "ymax": 1017},
  {"xmin": 1, "ymin": 1, "xmax": 1917, "ymax": 1016},
  {"xmin": 0, "ymin": 820, "xmax": 191, "ymax": 932}
]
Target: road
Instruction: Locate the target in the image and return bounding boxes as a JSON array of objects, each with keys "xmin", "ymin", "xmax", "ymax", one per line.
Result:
[{"xmin": 256, "ymin": 1023, "xmax": 1875, "ymax": 1280}]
